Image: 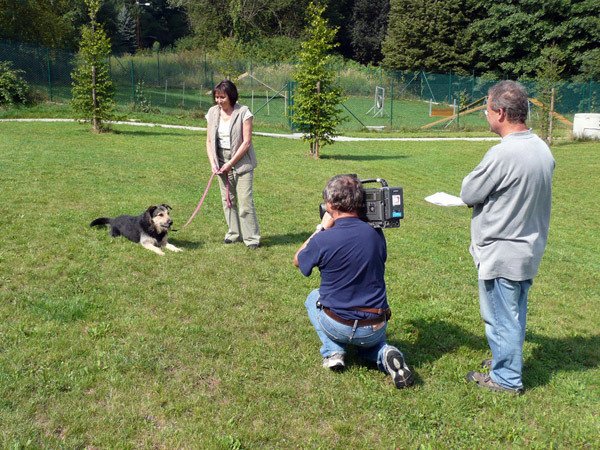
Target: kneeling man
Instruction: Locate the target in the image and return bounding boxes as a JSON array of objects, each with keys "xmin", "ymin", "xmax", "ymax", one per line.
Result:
[{"xmin": 294, "ymin": 174, "xmax": 413, "ymax": 388}]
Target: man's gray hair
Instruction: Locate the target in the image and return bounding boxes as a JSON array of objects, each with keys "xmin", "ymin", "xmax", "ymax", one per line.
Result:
[
  {"xmin": 323, "ymin": 174, "xmax": 363, "ymax": 213},
  {"xmin": 488, "ymin": 80, "xmax": 529, "ymax": 124}
]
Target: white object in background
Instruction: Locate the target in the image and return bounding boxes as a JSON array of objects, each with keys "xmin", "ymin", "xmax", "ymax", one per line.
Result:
[
  {"xmin": 425, "ymin": 192, "xmax": 466, "ymax": 207},
  {"xmin": 573, "ymin": 113, "xmax": 600, "ymax": 140}
]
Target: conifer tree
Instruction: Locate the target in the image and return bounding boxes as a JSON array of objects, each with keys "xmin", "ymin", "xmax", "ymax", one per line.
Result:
[
  {"xmin": 292, "ymin": 2, "xmax": 344, "ymax": 159},
  {"xmin": 71, "ymin": 0, "xmax": 115, "ymax": 133}
]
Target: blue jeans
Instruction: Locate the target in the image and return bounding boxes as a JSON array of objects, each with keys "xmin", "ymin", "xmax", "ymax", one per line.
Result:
[
  {"xmin": 479, "ymin": 278, "xmax": 532, "ymax": 390},
  {"xmin": 305, "ymin": 289, "xmax": 392, "ymax": 372}
]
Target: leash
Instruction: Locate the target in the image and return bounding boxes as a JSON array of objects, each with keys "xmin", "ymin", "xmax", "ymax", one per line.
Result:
[{"xmin": 176, "ymin": 170, "xmax": 232, "ymax": 231}]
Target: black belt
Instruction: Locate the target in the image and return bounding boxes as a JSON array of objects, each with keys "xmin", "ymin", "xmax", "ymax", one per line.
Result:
[{"xmin": 321, "ymin": 306, "xmax": 389, "ymax": 327}]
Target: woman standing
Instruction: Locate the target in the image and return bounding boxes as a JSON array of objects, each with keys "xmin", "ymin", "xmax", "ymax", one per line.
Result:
[{"xmin": 205, "ymin": 80, "xmax": 261, "ymax": 249}]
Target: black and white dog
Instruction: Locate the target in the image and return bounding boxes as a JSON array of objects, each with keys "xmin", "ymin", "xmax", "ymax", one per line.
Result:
[{"xmin": 90, "ymin": 204, "xmax": 182, "ymax": 256}]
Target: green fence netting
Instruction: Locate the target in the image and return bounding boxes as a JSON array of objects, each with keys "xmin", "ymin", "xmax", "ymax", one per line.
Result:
[{"xmin": 2, "ymin": 39, "xmax": 599, "ymax": 131}]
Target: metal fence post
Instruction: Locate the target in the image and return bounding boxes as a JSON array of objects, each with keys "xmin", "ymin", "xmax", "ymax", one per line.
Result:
[
  {"xmin": 130, "ymin": 60, "xmax": 135, "ymax": 101},
  {"xmin": 156, "ymin": 51, "xmax": 160, "ymax": 87},
  {"xmin": 390, "ymin": 78, "xmax": 394, "ymax": 129},
  {"xmin": 46, "ymin": 49, "xmax": 53, "ymax": 101}
]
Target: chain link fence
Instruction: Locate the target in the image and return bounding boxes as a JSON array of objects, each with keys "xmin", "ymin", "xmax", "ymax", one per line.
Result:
[{"xmin": 2, "ymin": 39, "xmax": 599, "ymax": 131}]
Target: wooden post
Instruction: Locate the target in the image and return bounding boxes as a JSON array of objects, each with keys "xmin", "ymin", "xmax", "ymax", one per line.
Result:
[{"xmin": 548, "ymin": 87, "xmax": 555, "ymax": 145}]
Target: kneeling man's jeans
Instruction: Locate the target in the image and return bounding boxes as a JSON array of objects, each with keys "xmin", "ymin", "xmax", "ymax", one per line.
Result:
[
  {"xmin": 305, "ymin": 289, "xmax": 391, "ymax": 373},
  {"xmin": 479, "ymin": 278, "xmax": 532, "ymax": 390}
]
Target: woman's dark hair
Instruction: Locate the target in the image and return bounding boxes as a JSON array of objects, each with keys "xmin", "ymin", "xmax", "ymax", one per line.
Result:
[
  {"xmin": 323, "ymin": 174, "xmax": 363, "ymax": 213},
  {"xmin": 213, "ymin": 79, "xmax": 239, "ymax": 105}
]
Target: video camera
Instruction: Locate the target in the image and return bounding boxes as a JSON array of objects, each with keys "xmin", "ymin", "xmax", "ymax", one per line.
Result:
[{"xmin": 320, "ymin": 177, "xmax": 404, "ymax": 229}]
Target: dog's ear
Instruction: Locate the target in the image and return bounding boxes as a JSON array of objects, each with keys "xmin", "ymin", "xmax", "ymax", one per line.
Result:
[
  {"xmin": 147, "ymin": 205, "xmax": 158, "ymax": 216},
  {"xmin": 161, "ymin": 203, "xmax": 172, "ymax": 211}
]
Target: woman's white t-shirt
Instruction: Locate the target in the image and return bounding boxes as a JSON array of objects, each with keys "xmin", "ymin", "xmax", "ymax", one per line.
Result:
[{"xmin": 211, "ymin": 108, "xmax": 253, "ymax": 150}]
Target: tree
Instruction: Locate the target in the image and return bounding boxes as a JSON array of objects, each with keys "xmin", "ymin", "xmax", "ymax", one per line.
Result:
[
  {"xmin": 71, "ymin": 0, "xmax": 115, "ymax": 133},
  {"xmin": 0, "ymin": 0, "xmax": 86, "ymax": 49},
  {"xmin": 382, "ymin": 0, "xmax": 476, "ymax": 73},
  {"xmin": 467, "ymin": 0, "xmax": 600, "ymax": 79},
  {"xmin": 170, "ymin": 0, "xmax": 310, "ymax": 50},
  {"xmin": 536, "ymin": 46, "xmax": 566, "ymax": 144},
  {"xmin": 115, "ymin": 5, "xmax": 136, "ymax": 54},
  {"xmin": 0, "ymin": 61, "xmax": 30, "ymax": 106},
  {"xmin": 350, "ymin": 0, "xmax": 390, "ymax": 65},
  {"xmin": 292, "ymin": 2, "xmax": 344, "ymax": 159}
]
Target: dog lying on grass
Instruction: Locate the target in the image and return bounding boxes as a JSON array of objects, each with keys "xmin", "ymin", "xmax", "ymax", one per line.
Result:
[{"xmin": 90, "ymin": 204, "xmax": 183, "ymax": 256}]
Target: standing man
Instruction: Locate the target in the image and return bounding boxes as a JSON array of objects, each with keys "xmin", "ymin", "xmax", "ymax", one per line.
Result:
[
  {"xmin": 293, "ymin": 174, "xmax": 414, "ymax": 389},
  {"xmin": 461, "ymin": 81, "xmax": 555, "ymax": 394}
]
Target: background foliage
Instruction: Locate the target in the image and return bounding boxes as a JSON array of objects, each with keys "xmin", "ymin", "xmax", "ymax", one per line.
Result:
[
  {"xmin": 0, "ymin": 60, "xmax": 30, "ymax": 106},
  {"xmin": 1, "ymin": 0, "xmax": 598, "ymax": 80}
]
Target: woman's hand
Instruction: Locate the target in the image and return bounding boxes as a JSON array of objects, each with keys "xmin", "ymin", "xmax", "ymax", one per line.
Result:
[{"xmin": 218, "ymin": 161, "xmax": 232, "ymax": 174}]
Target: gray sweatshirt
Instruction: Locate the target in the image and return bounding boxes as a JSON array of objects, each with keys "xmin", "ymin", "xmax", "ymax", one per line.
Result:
[{"xmin": 460, "ymin": 130, "xmax": 555, "ymax": 281}]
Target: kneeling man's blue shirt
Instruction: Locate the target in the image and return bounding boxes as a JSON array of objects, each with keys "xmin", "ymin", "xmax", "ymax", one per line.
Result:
[{"xmin": 297, "ymin": 217, "xmax": 388, "ymax": 320}]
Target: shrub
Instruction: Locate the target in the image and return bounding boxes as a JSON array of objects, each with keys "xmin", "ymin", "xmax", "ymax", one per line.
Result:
[{"xmin": 0, "ymin": 61, "xmax": 30, "ymax": 106}]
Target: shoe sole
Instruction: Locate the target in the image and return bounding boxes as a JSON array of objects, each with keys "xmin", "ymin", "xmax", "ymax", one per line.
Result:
[
  {"xmin": 325, "ymin": 362, "xmax": 345, "ymax": 371},
  {"xmin": 385, "ymin": 350, "xmax": 414, "ymax": 388}
]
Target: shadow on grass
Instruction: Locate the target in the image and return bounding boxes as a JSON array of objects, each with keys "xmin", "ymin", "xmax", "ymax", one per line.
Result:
[
  {"xmin": 392, "ymin": 318, "xmax": 487, "ymax": 368},
  {"xmin": 168, "ymin": 238, "xmax": 203, "ymax": 250},
  {"xmin": 343, "ymin": 319, "xmax": 486, "ymax": 387},
  {"xmin": 320, "ymin": 154, "xmax": 409, "ymax": 162},
  {"xmin": 112, "ymin": 129, "xmax": 188, "ymax": 137},
  {"xmin": 388, "ymin": 319, "xmax": 599, "ymax": 388},
  {"xmin": 524, "ymin": 332, "xmax": 600, "ymax": 388},
  {"xmin": 261, "ymin": 232, "xmax": 311, "ymax": 247}
]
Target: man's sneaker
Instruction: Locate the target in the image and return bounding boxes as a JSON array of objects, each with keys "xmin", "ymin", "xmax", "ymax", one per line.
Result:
[
  {"xmin": 465, "ymin": 371, "xmax": 523, "ymax": 395},
  {"xmin": 481, "ymin": 358, "xmax": 492, "ymax": 370},
  {"xmin": 383, "ymin": 347, "xmax": 414, "ymax": 388},
  {"xmin": 322, "ymin": 353, "xmax": 345, "ymax": 371}
]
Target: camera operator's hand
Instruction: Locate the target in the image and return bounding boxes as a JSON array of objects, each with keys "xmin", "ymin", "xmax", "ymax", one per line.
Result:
[{"xmin": 321, "ymin": 211, "xmax": 335, "ymax": 229}]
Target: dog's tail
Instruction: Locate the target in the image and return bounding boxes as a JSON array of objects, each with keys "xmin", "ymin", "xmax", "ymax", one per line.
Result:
[{"xmin": 90, "ymin": 217, "xmax": 111, "ymax": 227}]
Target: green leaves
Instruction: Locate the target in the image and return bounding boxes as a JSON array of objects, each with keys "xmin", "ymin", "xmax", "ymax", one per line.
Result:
[
  {"xmin": 292, "ymin": 2, "xmax": 345, "ymax": 158},
  {"xmin": 0, "ymin": 60, "xmax": 30, "ymax": 106},
  {"xmin": 70, "ymin": 0, "xmax": 115, "ymax": 132}
]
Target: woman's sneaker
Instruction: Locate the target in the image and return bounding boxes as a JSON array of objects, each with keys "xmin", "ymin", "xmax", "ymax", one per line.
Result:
[
  {"xmin": 322, "ymin": 353, "xmax": 345, "ymax": 371},
  {"xmin": 383, "ymin": 347, "xmax": 414, "ymax": 388}
]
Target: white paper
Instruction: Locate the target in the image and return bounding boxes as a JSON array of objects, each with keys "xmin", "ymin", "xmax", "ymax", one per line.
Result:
[{"xmin": 425, "ymin": 192, "xmax": 466, "ymax": 207}]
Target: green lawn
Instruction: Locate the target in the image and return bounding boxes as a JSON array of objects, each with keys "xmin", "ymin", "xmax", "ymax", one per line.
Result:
[{"xmin": 0, "ymin": 121, "xmax": 598, "ymax": 448}]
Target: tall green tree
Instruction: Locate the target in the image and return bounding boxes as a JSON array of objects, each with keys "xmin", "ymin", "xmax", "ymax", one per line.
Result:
[
  {"xmin": 468, "ymin": 0, "xmax": 600, "ymax": 79},
  {"xmin": 536, "ymin": 46, "xmax": 566, "ymax": 144},
  {"xmin": 382, "ymin": 0, "xmax": 476, "ymax": 73},
  {"xmin": 292, "ymin": 2, "xmax": 344, "ymax": 159},
  {"xmin": 71, "ymin": 0, "xmax": 115, "ymax": 133},
  {"xmin": 171, "ymin": 0, "xmax": 309, "ymax": 49},
  {"xmin": 350, "ymin": 0, "xmax": 389, "ymax": 65},
  {"xmin": 0, "ymin": 0, "xmax": 85, "ymax": 49}
]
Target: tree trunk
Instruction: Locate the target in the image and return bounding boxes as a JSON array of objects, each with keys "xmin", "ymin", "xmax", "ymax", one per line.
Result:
[
  {"xmin": 547, "ymin": 87, "xmax": 555, "ymax": 145},
  {"xmin": 91, "ymin": 64, "xmax": 99, "ymax": 132}
]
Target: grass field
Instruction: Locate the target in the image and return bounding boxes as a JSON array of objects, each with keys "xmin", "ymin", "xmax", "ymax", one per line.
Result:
[{"xmin": 0, "ymin": 121, "xmax": 598, "ymax": 448}]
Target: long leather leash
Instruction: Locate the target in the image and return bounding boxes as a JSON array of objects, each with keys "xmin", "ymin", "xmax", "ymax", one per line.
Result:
[{"xmin": 177, "ymin": 171, "xmax": 232, "ymax": 231}]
